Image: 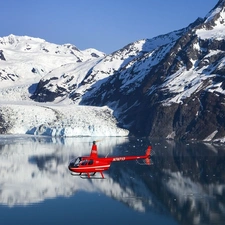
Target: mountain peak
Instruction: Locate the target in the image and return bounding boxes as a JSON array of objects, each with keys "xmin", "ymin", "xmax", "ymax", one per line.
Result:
[
  {"xmin": 0, "ymin": 34, "xmax": 105, "ymax": 57},
  {"xmin": 0, "ymin": 34, "xmax": 45, "ymax": 46},
  {"xmin": 204, "ymin": 0, "xmax": 225, "ymax": 23},
  {"xmin": 194, "ymin": 0, "xmax": 225, "ymax": 40}
]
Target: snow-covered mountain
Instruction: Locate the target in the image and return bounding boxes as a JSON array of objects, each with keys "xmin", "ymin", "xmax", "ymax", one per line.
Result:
[
  {"xmin": 32, "ymin": 0, "xmax": 225, "ymax": 142},
  {"xmin": 31, "ymin": 29, "xmax": 186, "ymax": 103},
  {"xmin": 0, "ymin": 34, "xmax": 105, "ymax": 86},
  {"xmin": 1, "ymin": 0, "xmax": 225, "ymax": 141}
]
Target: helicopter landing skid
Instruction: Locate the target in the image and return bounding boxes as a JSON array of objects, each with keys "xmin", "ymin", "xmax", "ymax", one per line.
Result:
[
  {"xmin": 80, "ymin": 172, "xmax": 105, "ymax": 179},
  {"xmin": 71, "ymin": 172, "xmax": 82, "ymax": 176}
]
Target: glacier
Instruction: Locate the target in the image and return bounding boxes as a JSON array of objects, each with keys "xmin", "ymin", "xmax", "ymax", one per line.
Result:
[
  {"xmin": 0, "ymin": 35, "xmax": 128, "ymax": 137},
  {"xmin": 0, "ymin": 101, "xmax": 129, "ymax": 137}
]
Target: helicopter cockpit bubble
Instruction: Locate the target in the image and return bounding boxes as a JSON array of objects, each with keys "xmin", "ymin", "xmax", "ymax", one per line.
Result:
[
  {"xmin": 69, "ymin": 157, "xmax": 81, "ymax": 167},
  {"xmin": 74, "ymin": 157, "xmax": 82, "ymax": 167}
]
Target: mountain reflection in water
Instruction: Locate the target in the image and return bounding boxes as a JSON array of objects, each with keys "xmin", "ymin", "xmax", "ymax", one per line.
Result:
[{"xmin": 0, "ymin": 135, "xmax": 224, "ymax": 225}]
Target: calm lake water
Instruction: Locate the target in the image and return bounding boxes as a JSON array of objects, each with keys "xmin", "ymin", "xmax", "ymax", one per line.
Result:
[{"xmin": 0, "ymin": 135, "xmax": 224, "ymax": 225}]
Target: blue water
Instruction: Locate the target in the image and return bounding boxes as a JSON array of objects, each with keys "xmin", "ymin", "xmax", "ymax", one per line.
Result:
[
  {"xmin": 0, "ymin": 192, "xmax": 175, "ymax": 225},
  {"xmin": 0, "ymin": 135, "xmax": 224, "ymax": 225}
]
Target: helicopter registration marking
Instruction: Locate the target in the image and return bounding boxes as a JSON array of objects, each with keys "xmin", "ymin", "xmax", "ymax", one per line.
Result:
[{"xmin": 113, "ymin": 157, "xmax": 126, "ymax": 161}]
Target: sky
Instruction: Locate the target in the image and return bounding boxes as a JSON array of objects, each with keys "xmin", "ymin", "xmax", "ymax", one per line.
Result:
[{"xmin": 0, "ymin": 0, "xmax": 218, "ymax": 54}]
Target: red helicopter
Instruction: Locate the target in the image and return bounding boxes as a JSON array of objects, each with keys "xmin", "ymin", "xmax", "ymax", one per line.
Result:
[{"xmin": 68, "ymin": 141, "xmax": 152, "ymax": 179}]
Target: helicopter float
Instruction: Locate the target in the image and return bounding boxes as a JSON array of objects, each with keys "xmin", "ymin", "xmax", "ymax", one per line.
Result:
[{"xmin": 68, "ymin": 141, "xmax": 152, "ymax": 179}]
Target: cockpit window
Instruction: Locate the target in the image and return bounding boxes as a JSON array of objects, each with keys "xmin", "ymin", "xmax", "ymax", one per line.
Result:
[
  {"xmin": 81, "ymin": 160, "xmax": 88, "ymax": 165},
  {"xmin": 88, "ymin": 160, "xmax": 93, "ymax": 165},
  {"xmin": 71, "ymin": 158, "xmax": 94, "ymax": 167},
  {"xmin": 74, "ymin": 157, "xmax": 81, "ymax": 166}
]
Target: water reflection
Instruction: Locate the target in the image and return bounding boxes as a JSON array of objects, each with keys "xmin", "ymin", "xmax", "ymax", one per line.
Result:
[
  {"xmin": 146, "ymin": 140, "xmax": 225, "ymax": 225},
  {"xmin": 0, "ymin": 135, "xmax": 224, "ymax": 225},
  {"xmin": 0, "ymin": 135, "xmax": 129, "ymax": 207}
]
